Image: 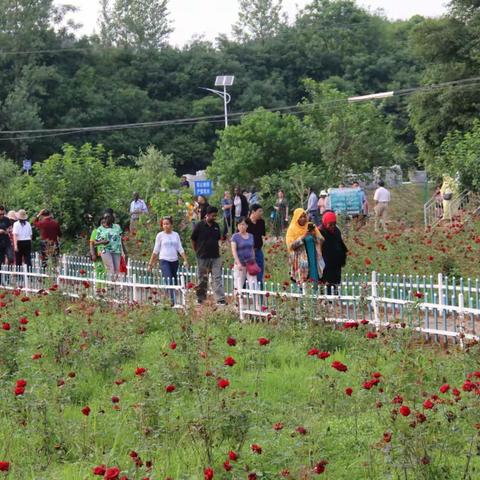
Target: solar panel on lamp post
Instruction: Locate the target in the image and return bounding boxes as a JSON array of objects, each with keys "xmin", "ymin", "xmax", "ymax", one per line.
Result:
[{"xmin": 199, "ymin": 75, "xmax": 235, "ymax": 128}]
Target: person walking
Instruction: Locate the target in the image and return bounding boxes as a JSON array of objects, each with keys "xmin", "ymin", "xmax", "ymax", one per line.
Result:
[
  {"xmin": 286, "ymin": 208, "xmax": 324, "ymax": 286},
  {"xmin": 221, "ymin": 191, "xmax": 233, "ymax": 239},
  {"xmin": 247, "ymin": 204, "xmax": 266, "ymax": 286},
  {"xmin": 319, "ymin": 211, "xmax": 348, "ymax": 294},
  {"xmin": 180, "ymin": 176, "xmax": 190, "ymax": 188},
  {"xmin": 33, "ymin": 209, "xmax": 61, "ymax": 267},
  {"xmin": 231, "ymin": 217, "xmax": 258, "ymax": 296},
  {"xmin": 6, "ymin": 211, "xmax": 17, "ymax": 265},
  {"xmin": 12, "ymin": 210, "xmax": 33, "ymax": 268},
  {"xmin": 195, "ymin": 195, "xmax": 209, "ymax": 221},
  {"xmin": 0, "ymin": 207, "xmax": 12, "ymax": 266},
  {"xmin": 373, "ymin": 181, "xmax": 391, "ymax": 232},
  {"xmin": 95, "ymin": 213, "xmax": 128, "ymax": 279},
  {"xmin": 191, "ymin": 206, "xmax": 225, "ymax": 305},
  {"xmin": 306, "ymin": 187, "xmax": 320, "ymax": 226},
  {"xmin": 148, "ymin": 216, "xmax": 189, "ymax": 305},
  {"xmin": 317, "ymin": 191, "xmax": 328, "ymax": 219},
  {"xmin": 273, "ymin": 190, "xmax": 289, "ymax": 237},
  {"xmin": 233, "ymin": 187, "xmax": 249, "ymax": 228},
  {"xmin": 90, "ymin": 217, "xmax": 107, "ymax": 279},
  {"xmin": 129, "ymin": 192, "xmax": 148, "ymax": 234}
]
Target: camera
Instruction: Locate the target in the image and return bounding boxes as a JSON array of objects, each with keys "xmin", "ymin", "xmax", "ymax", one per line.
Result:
[{"xmin": 307, "ymin": 222, "xmax": 315, "ymax": 231}]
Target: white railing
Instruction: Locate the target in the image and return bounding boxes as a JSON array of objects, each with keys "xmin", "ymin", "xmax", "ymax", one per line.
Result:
[
  {"xmin": 1, "ymin": 255, "xmax": 480, "ymax": 343},
  {"xmin": 423, "ymin": 190, "xmax": 471, "ymax": 228}
]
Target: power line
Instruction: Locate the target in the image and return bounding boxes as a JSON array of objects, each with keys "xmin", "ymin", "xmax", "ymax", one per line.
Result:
[{"xmin": 0, "ymin": 76, "xmax": 479, "ymax": 142}]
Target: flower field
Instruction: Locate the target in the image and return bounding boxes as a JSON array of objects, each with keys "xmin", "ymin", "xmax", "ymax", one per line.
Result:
[{"xmin": 1, "ymin": 288, "xmax": 480, "ymax": 479}]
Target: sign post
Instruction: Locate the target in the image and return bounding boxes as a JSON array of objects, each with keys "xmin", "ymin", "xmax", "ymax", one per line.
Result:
[
  {"xmin": 328, "ymin": 188, "xmax": 362, "ymax": 215},
  {"xmin": 22, "ymin": 159, "xmax": 32, "ymax": 175},
  {"xmin": 194, "ymin": 180, "xmax": 213, "ymax": 197}
]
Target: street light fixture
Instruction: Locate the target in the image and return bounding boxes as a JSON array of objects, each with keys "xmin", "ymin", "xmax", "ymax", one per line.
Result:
[{"xmin": 200, "ymin": 75, "xmax": 235, "ymax": 128}]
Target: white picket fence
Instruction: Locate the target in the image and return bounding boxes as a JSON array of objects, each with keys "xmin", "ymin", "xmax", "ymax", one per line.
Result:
[{"xmin": 0, "ymin": 254, "xmax": 479, "ymax": 343}]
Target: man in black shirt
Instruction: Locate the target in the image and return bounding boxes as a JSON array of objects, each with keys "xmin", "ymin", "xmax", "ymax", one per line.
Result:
[
  {"xmin": 247, "ymin": 204, "xmax": 266, "ymax": 285},
  {"xmin": 191, "ymin": 206, "xmax": 225, "ymax": 305},
  {"xmin": 0, "ymin": 207, "xmax": 12, "ymax": 266}
]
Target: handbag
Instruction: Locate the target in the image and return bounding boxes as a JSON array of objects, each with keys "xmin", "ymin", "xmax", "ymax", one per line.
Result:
[
  {"xmin": 246, "ymin": 260, "xmax": 261, "ymax": 276},
  {"xmin": 443, "ymin": 191, "xmax": 452, "ymax": 201}
]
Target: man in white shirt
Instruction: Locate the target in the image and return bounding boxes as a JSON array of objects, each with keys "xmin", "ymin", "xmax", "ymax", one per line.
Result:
[
  {"xmin": 373, "ymin": 181, "xmax": 391, "ymax": 232},
  {"xmin": 129, "ymin": 192, "xmax": 148, "ymax": 234}
]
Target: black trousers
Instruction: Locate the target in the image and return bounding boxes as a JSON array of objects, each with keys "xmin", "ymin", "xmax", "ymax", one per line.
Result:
[{"xmin": 15, "ymin": 240, "xmax": 32, "ymax": 267}]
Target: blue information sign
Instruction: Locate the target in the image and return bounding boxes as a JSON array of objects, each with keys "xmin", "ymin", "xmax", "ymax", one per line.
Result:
[
  {"xmin": 194, "ymin": 180, "xmax": 213, "ymax": 197},
  {"xmin": 329, "ymin": 188, "xmax": 362, "ymax": 215},
  {"xmin": 23, "ymin": 159, "xmax": 32, "ymax": 171}
]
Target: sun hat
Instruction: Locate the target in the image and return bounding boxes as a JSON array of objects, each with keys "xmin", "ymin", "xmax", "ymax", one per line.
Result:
[
  {"xmin": 320, "ymin": 190, "xmax": 328, "ymax": 196},
  {"xmin": 16, "ymin": 209, "xmax": 27, "ymax": 220},
  {"xmin": 6, "ymin": 210, "xmax": 17, "ymax": 221}
]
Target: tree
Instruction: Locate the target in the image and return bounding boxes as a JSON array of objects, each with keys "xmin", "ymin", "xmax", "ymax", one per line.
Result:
[
  {"xmin": 233, "ymin": 0, "xmax": 287, "ymax": 42},
  {"xmin": 98, "ymin": 0, "xmax": 172, "ymax": 49},
  {"xmin": 208, "ymin": 108, "xmax": 319, "ymax": 189}
]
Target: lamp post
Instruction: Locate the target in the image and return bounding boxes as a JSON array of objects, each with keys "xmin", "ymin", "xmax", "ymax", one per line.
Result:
[{"xmin": 200, "ymin": 75, "xmax": 235, "ymax": 128}]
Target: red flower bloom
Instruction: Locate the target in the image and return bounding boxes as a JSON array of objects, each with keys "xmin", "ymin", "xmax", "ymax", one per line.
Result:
[
  {"xmin": 362, "ymin": 380, "xmax": 376, "ymax": 390},
  {"xmin": 14, "ymin": 386, "xmax": 25, "ymax": 396},
  {"xmin": 32, "ymin": 353, "xmax": 42, "ymax": 360},
  {"xmin": 2, "ymin": 322, "xmax": 10, "ymax": 330},
  {"xmin": 217, "ymin": 378, "xmax": 230, "ymax": 389},
  {"xmin": 19, "ymin": 317, "xmax": 28, "ymax": 325},
  {"xmin": 169, "ymin": 341, "xmax": 177, "ymax": 350},
  {"xmin": 92, "ymin": 464, "xmax": 106, "ymax": 475},
  {"xmin": 392, "ymin": 395, "xmax": 403, "ymax": 404},
  {"xmin": 104, "ymin": 466, "xmax": 120, "ymax": 479},
  {"xmin": 307, "ymin": 348, "xmax": 320, "ymax": 356},
  {"xmin": 366, "ymin": 331, "xmax": 378, "ymax": 339},
  {"xmin": 439, "ymin": 383, "xmax": 450, "ymax": 394},
  {"xmin": 204, "ymin": 467, "xmax": 214, "ymax": 480},
  {"xmin": 258, "ymin": 337, "xmax": 270, "ymax": 346},
  {"xmin": 273, "ymin": 422, "xmax": 284, "ymax": 431},
  {"xmin": 423, "ymin": 399, "xmax": 434, "ymax": 409},
  {"xmin": 135, "ymin": 367, "xmax": 146, "ymax": 376},
  {"xmin": 0, "ymin": 462, "xmax": 9, "ymax": 472},
  {"xmin": 318, "ymin": 351, "xmax": 330, "ymax": 360},
  {"xmin": 81, "ymin": 406, "xmax": 91, "ymax": 416},
  {"xmin": 295, "ymin": 426, "xmax": 307, "ymax": 435},
  {"xmin": 20, "ymin": 296, "xmax": 30, "ymax": 302},
  {"xmin": 372, "ymin": 372, "xmax": 382, "ymax": 378},
  {"xmin": 360, "ymin": 319, "xmax": 369, "ymax": 325},
  {"xmin": 186, "ymin": 282, "xmax": 195, "ymax": 289},
  {"xmin": 251, "ymin": 444, "xmax": 262, "ymax": 454},
  {"xmin": 399, "ymin": 405, "xmax": 411, "ymax": 417},
  {"xmin": 313, "ymin": 460, "xmax": 328, "ymax": 474},
  {"xmin": 165, "ymin": 384, "xmax": 176, "ymax": 393},
  {"xmin": 383, "ymin": 432, "xmax": 392, "ymax": 443},
  {"xmin": 226, "ymin": 337, "xmax": 237, "ymax": 346},
  {"xmin": 416, "ymin": 412, "xmax": 427, "ymax": 423},
  {"xmin": 452, "ymin": 388, "xmax": 461, "ymax": 397},
  {"xmin": 248, "ymin": 474, "xmax": 257, "ymax": 480},
  {"xmin": 16, "ymin": 379, "xmax": 27, "ymax": 388},
  {"xmin": 463, "ymin": 380, "xmax": 475, "ymax": 392},
  {"xmin": 79, "ymin": 269, "xmax": 86, "ymax": 275},
  {"xmin": 331, "ymin": 360, "xmax": 348, "ymax": 372},
  {"xmin": 364, "ymin": 258, "xmax": 372, "ymax": 266},
  {"xmin": 343, "ymin": 321, "xmax": 359, "ymax": 329},
  {"xmin": 223, "ymin": 460, "xmax": 232, "ymax": 471},
  {"xmin": 111, "ymin": 396, "xmax": 120, "ymax": 403},
  {"xmin": 129, "ymin": 451, "xmax": 138, "ymax": 459},
  {"xmin": 228, "ymin": 450, "xmax": 238, "ymax": 461},
  {"xmin": 224, "ymin": 356, "xmax": 236, "ymax": 367},
  {"xmin": 413, "ymin": 291, "xmax": 424, "ymax": 299},
  {"xmin": 345, "ymin": 387, "xmax": 353, "ymax": 396}
]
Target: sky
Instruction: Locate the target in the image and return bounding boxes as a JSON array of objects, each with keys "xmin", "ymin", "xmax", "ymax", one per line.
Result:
[{"xmin": 61, "ymin": 0, "xmax": 448, "ymax": 46}]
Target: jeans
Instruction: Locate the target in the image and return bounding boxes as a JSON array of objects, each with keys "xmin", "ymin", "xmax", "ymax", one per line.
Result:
[
  {"xmin": 101, "ymin": 252, "xmax": 121, "ymax": 277},
  {"xmin": 160, "ymin": 260, "xmax": 179, "ymax": 304},
  {"xmin": 196, "ymin": 256, "xmax": 225, "ymax": 304},
  {"xmin": 254, "ymin": 249, "xmax": 264, "ymax": 286}
]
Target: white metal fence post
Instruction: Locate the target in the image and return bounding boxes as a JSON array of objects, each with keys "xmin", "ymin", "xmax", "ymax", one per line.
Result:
[
  {"xmin": 132, "ymin": 273, "xmax": 138, "ymax": 303},
  {"xmin": 437, "ymin": 272, "xmax": 444, "ymax": 310},
  {"xmin": 23, "ymin": 264, "xmax": 29, "ymax": 293},
  {"xmin": 458, "ymin": 292, "xmax": 465, "ymax": 349},
  {"xmin": 371, "ymin": 270, "xmax": 379, "ymax": 326}
]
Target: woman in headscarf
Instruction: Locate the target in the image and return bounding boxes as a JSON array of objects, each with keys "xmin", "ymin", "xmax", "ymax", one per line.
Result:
[
  {"xmin": 319, "ymin": 211, "xmax": 348, "ymax": 293},
  {"xmin": 285, "ymin": 208, "xmax": 324, "ymax": 285}
]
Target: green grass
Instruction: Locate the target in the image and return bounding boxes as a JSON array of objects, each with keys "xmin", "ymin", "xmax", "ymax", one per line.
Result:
[{"xmin": 0, "ymin": 291, "xmax": 479, "ymax": 479}]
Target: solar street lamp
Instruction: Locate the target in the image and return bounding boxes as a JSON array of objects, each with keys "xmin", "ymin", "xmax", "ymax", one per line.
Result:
[{"xmin": 200, "ymin": 75, "xmax": 235, "ymax": 127}]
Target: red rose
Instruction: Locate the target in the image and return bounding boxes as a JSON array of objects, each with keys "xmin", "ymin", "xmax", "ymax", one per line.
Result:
[
  {"xmin": 32, "ymin": 353, "xmax": 42, "ymax": 360},
  {"xmin": 318, "ymin": 351, "xmax": 330, "ymax": 360},
  {"xmin": 372, "ymin": 372, "xmax": 382, "ymax": 378},
  {"xmin": 226, "ymin": 337, "xmax": 237, "ymax": 346},
  {"xmin": 21, "ymin": 296, "xmax": 30, "ymax": 302},
  {"xmin": 295, "ymin": 426, "xmax": 307, "ymax": 435},
  {"xmin": 19, "ymin": 317, "xmax": 28, "ymax": 325},
  {"xmin": 439, "ymin": 383, "xmax": 450, "ymax": 394},
  {"xmin": 248, "ymin": 474, "xmax": 257, "ymax": 480},
  {"xmin": 228, "ymin": 450, "xmax": 238, "ymax": 461},
  {"xmin": 392, "ymin": 395, "xmax": 403, "ymax": 404},
  {"xmin": 258, "ymin": 337, "xmax": 270, "ymax": 346},
  {"xmin": 2, "ymin": 322, "xmax": 10, "ymax": 330},
  {"xmin": 93, "ymin": 464, "xmax": 106, "ymax": 475},
  {"xmin": 416, "ymin": 412, "xmax": 427, "ymax": 423},
  {"xmin": 169, "ymin": 341, "xmax": 177, "ymax": 350},
  {"xmin": 223, "ymin": 460, "xmax": 232, "ymax": 471},
  {"xmin": 16, "ymin": 379, "xmax": 27, "ymax": 388},
  {"xmin": 104, "ymin": 466, "xmax": 120, "ymax": 479},
  {"xmin": 399, "ymin": 405, "xmax": 411, "ymax": 417},
  {"xmin": 111, "ymin": 396, "xmax": 120, "ymax": 403},
  {"xmin": 114, "ymin": 379, "xmax": 125, "ymax": 385},
  {"xmin": 217, "ymin": 378, "xmax": 230, "ymax": 389},
  {"xmin": 383, "ymin": 432, "xmax": 392, "ymax": 443},
  {"xmin": 79, "ymin": 269, "xmax": 86, "ymax": 275},
  {"xmin": 452, "ymin": 388, "xmax": 461, "ymax": 397},
  {"xmin": 14, "ymin": 385, "xmax": 26, "ymax": 396},
  {"xmin": 165, "ymin": 384, "xmax": 176, "ymax": 393},
  {"xmin": 313, "ymin": 460, "xmax": 328, "ymax": 474},
  {"xmin": 82, "ymin": 281, "xmax": 90, "ymax": 289},
  {"xmin": 362, "ymin": 380, "xmax": 375, "ymax": 390},
  {"xmin": 331, "ymin": 360, "xmax": 348, "ymax": 372},
  {"xmin": 81, "ymin": 406, "xmax": 91, "ymax": 416},
  {"xmin": 251, "ymin": 444, "xmax": 262, "ymax": 454},
  {"xmin": 414, "ymin": 291, "xmax": 424, "ymax": 299},
  {"xmin": 129, "ymin": 451, "xmax": 138, "ymax": 459},
  {"xmin": 135, "ymin": 367, "xmax": 146, "ymax": 376},
  {"xmin": 343, "ymin": 322, "xmax": 359, "ymax": 330},
  {"xmin": 273, "ymin": 422, "xmax": 284, "ymax": 431},
  {"xmin": 204, "ymin": 467, "xmax": 214, "ymax": 480},
  {"xmin": 186, "ymin": 282, "xmax": 195, "ymax": 289},
  {"xmin": 423, "ymin": 399, "xmax": 434, "ymax": 409},
  {"xmin": 307, "ymin": 348, "xmax": 320, "ymax": 356},
  {"xmin": 364, "ymin": 258, "xmax": 372, "ymax": 266},
  {"xmin": 366, "ymin": 332, "xmax": 377, "ymax": 339},
  {"xmin": 463, "ymin": 380, "xmax": 475, "ymax": 392},
  {"xmin": 0, "ymin": 462, "xmax": 9, "ymax": 472},
  {"xmin": 224, "ymin": 356, "xmax": 236, "ymax": 367},
  {"xmin": 360, "ymin": 319, "xmax": 369, "ymax": 325},
  {"xmin": 345, "ymin": 387, "xmax": 353, "ymax": 396}
]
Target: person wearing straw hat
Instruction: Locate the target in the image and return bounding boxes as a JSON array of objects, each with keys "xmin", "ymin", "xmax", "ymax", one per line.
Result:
[{"xmin": 12, "ymin": 209, "xmax": 33, "ymax": 268}]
